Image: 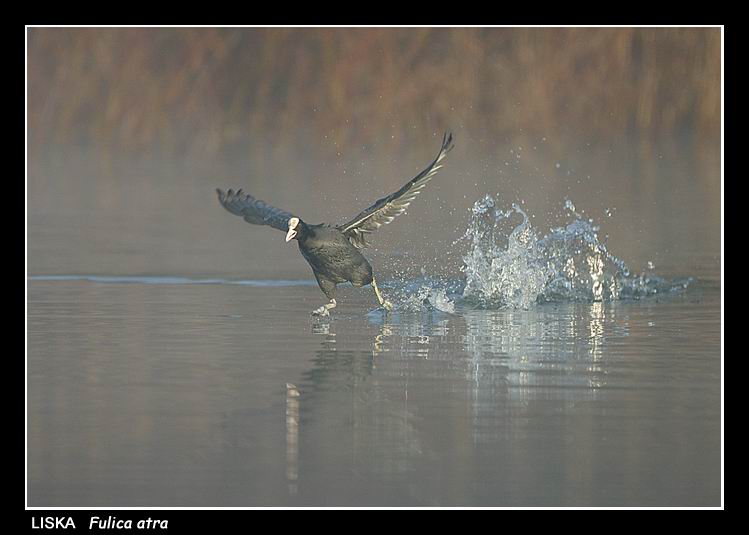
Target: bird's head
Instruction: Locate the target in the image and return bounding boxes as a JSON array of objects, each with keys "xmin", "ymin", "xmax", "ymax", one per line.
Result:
[{"xmin": 285, "ymin": 217, "xmax": 301, "ymax": 242}]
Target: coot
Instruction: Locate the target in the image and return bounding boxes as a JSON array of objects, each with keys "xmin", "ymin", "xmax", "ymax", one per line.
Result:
[{"xmin": 217, "ymin": 132, "xmax": 454, "ymax": 315}]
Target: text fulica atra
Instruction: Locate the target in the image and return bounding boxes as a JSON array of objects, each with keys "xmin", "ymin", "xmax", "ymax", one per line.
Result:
[{"xmin": 217, "ymin": 132, "xmax": 454, "ymax": 315}]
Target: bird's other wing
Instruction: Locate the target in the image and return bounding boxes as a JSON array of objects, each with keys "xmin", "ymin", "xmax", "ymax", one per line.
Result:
[
  {"xmin": 338, "ymin": 132, "xmax": 454, "ymax": 249},
  {"xmin": 216, "ymin": 188, "xmax": 297, "ymax": 232}
]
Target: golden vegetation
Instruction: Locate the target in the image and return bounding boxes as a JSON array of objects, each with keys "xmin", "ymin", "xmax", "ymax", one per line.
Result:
[{"xmin": 28, "ymin": 27, "xmax": 720, "ymax": 157}]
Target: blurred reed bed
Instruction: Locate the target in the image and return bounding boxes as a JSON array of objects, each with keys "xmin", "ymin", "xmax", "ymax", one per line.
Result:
[{"xmin": 27, "ymin": 27, "xmax": 720, "ymax": 160}]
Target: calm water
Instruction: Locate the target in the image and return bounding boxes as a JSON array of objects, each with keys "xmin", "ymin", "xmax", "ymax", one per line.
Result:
[
  {"xmin": 27, "ymin": 142, "xmax": 721, "ymax": 506},
  {"xmin": 27, "ymin": 277, "xmax": 720, "ymax": 507}
]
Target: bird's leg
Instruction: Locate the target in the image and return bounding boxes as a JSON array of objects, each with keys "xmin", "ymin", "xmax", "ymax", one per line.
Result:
[
  {"xmin": 372, "ymin": 278, "xmax": 394, "ymax": 311},
  {"xmin": 311, "ymin": 299, "xmax": 337, "ymax": 317}
]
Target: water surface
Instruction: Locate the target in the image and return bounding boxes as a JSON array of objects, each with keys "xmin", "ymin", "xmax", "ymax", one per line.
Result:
[{"xmin": 27, "ymin": 276, "xmax": 720, "ymax": 507}]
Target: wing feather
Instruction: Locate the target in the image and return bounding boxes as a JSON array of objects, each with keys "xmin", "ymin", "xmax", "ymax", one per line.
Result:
[
  {"xmin": 216, "ymin": 188, "xmax": 296, "ymax": 232},
  {"xmin": 338, "ymin": 132, "xmax": 454, "ymax": 248}
]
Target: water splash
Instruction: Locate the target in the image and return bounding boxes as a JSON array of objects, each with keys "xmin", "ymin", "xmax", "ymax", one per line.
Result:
[
  {"xmin": 459, "ymin": 194, "xmax": 691, "ymax": 308},
  {"xmin": 385, "ymin": 278, "xmax": 457, "ymax": 313},
  {"xmin": 460, "ymin": 196, "xmax": 550, "ymax": 309}
]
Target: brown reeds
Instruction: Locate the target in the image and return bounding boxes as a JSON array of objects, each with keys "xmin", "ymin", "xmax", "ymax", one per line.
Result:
[{"xmin": 27, "ymin": 27, "xmax": 721, "ymax": 158}]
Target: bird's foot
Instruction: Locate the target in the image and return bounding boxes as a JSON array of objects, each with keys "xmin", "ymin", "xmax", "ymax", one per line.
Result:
[
  {"xmin": 311, "ymin": 299, "xmax": 336, "ymax": 317},
  {"xmin": 311, "ymin": 306, "xmax": 330, "ymax": 317},
  {"xmin": 372, "ymin": 278, "xmax": 394, "ymax": 312}
]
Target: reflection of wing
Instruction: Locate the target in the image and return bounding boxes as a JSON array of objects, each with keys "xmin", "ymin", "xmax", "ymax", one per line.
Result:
[
  {"xmin": 338, "ymin": 132, "xmax": 454, "ymax": 248},
  {"xmin": 216, "ymin": 188, "xmax": 296, "ymax": 232}
]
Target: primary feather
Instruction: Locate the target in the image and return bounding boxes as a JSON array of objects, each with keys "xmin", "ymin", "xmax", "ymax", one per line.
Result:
[
  {"xmin": 216, "ymin": 188, "xmax": 296, "ymax": 232},
  {"xmin": 338, "ymin": 132, "xmax": 454, "ymax": 248}
]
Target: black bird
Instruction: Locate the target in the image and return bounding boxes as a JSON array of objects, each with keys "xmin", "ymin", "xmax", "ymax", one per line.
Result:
[{"xmin": 216, "ymin": 132, "xmax": 454, "ymax": 316}]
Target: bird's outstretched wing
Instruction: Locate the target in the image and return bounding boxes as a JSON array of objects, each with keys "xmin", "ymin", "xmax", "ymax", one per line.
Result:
[
  {"xmin": 338, "ymin": 132, "xmax": 454, "ymax": 248},
  {"xmin": 216, "ymin": 188, "xmax": 297, "ymax": 232}
]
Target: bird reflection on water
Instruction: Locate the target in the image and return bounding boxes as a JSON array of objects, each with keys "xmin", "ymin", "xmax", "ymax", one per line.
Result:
[
  {"xmin": 286, "ymin": 301, "xmax": 626, "ymax": 499},
  {"xmin": 306, "ymin": 299, "xmax": 623, "ymax": 395}
]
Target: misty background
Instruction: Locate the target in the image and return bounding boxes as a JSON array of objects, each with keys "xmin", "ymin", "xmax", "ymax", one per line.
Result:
[{"xmin": 27, "ymin": 27, "xmax": 721, "ymax": 282}]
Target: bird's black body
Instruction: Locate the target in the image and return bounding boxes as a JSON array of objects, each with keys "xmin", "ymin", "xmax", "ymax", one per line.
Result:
[
  {"xmin": 296, "ymin": 224, "xmax": 373, "ymax": 297},
  {"xmin": 216, "ymin": 132, "xmax": 454, "ymax": 314}
]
